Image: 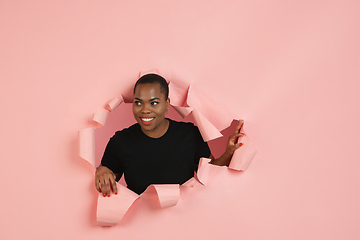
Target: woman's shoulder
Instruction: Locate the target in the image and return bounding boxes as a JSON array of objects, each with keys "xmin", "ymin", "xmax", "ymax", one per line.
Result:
[
  {"xmin": 169, "ymin": 118, "xmax": 194, "ymax": 127},
  {"xmin": 168, "ymin": 118, "xmax": 198, "ymax": 133},
  {"xmin": 166, "ymin": 119, "xmax": 203, "ymax": 144},
  {"xmin": 113, "ymin": 122, "xmax": 141, "ymax": 139}
]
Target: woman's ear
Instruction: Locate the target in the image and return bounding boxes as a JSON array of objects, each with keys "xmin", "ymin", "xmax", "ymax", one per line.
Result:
[{"xmin": 166, "ymin": 98, "xmax": 170, "ymax": 110}]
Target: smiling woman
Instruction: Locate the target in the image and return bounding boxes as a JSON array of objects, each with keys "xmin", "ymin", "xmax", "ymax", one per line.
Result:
[
  {"xmin": 132, "ymin": 75, "xmax": 170, "ymax": 138},
  {"xmin": 95, "ymin": 74, "xmax": 244, "ymax": 196}
]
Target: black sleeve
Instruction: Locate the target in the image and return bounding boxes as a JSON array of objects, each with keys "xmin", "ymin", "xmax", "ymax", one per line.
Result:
[{"xmin": 100, "ymin": 135, "xmax": 124, "ymax": 176}]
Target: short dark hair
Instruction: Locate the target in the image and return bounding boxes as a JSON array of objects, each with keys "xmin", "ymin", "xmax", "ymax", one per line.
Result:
[{"xmin": 133, "ymin": 73, "xmax": 169, "ymax": 99}]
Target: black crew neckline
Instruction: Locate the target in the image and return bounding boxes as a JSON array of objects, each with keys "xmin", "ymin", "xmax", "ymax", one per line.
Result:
[{"xmin": 140, "ymin": 118, "xmax": 172, "ymax": 140}]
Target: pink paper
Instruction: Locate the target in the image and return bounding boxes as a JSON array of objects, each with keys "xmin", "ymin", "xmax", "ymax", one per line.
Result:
[
  {"xmin": 148, "ymin": 184, "xmax": 180, "ymax": 208},
  {"xmin": 181, "ymin": 177, "xmax": 198, "ymax": 188},
  {"xmin": 191, "ymin": 108, "xmax": 223, "ymax": 142},
  {"xmin": 168, "ymin": 81, "xmax": 190, "ymax": 107},
  {"xmin": 97, "ymin": 183, "xmax": 181, "ymax": 226},
  {"xmin": 187, "ymin": 85, "xmax": 232, "ymax": 132},
  {"xmin": 196, "ymin": 157, "xmax": 211, "ymax": 185},
  {"xmin": 92, "ymin": 111, "xmax": 109, "ymax": 127},
  {"xmin": 85, "ymin": 71, "xmax": 257, "ymax": 226},
  {"xmin": 95, "ymin": 162, "xmax": 211, "ymax": 226},
  {"xmin": 78, "ymin": 127, "xmax": 96, "ymax": 168},
  {"xmin": 95, "ymin": 143, "xmax": 254, "ymax": 226},
  {"xmin": 172, "ymin": 106, "xmax": 193, "ymax": 118},
  {"xmin": 105, "ymin": 97, "xmax": 123, "ymax": 112},
  {"xmin": 78, "ymin": 98, "xmax": 124, "ymax": 168},
  {"xmin": 139, "ymin": 68, "xmax": 159, "ymax": 77},
  {"xmin": 96, "ymin": 184, "xmax": 140, "ymax": 226}
]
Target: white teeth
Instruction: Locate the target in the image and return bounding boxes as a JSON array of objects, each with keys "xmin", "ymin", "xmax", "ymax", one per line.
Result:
[{"xmin": 141, "ymin": 118, "xmax": 154, "ymax": 122}]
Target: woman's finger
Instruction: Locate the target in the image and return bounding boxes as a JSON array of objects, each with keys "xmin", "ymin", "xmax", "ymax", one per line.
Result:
[
  {"xmin": 231, "ymin": 132, "xmax": 244, "ymax": 139},
  {"xmin": 104, "ymin": 177, "xmax": 111, "ymax": 197},
  {"xmin": 229, "ymin": 132, "xmax": 245, "ymax": 146},
  {"xmin": 95, "ymin": 177, "xmax": 101, "ymax": 192},
  {"xmin": 236, "ymin": 142, "xmax": 243, "ymax": 148},
  {"xmin": 234, "ymin": 119, "xmax": 244, "ymax": 134},
  {"xmin": 100, "ymin": 178, "xmax": 107, "ymax": 196},
  {"xmin": 110, "ymin": 174, "xmax": 118, "ymax": 195}
]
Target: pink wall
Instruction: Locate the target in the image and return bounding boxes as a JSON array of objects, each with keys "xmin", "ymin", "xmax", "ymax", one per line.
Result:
[{"xmin": 1, "ymin": 0, "xmax": 360, "ymax": 239}]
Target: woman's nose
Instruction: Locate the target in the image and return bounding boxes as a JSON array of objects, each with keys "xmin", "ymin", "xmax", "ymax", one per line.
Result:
[{"xmin": 141, "ymin": 104, "xmax": 150, "ymax": 113}]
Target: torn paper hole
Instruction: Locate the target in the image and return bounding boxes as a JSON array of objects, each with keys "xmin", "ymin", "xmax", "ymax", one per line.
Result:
[{"xmin": 78, "ymin": 70, "xmax": 257, "ymax": 226}]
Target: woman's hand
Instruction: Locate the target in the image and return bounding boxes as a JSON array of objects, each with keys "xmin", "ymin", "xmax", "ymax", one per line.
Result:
[
  {"xmin": 225, "ymin": 119, "xmax": 244, "ymax": 156},
  {"xmin": 210, "ymin": 119, "xmax": 244, "ymax": 166},
  {"xmin": 95, "ymin": 166, "xmax": 118, "ymax": 197}
]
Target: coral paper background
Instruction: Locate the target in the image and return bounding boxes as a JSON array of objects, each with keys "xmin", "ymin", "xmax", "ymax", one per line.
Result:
[{"xmin": 1, "ymin": 0, "xmax": 360, "ymax": 239}]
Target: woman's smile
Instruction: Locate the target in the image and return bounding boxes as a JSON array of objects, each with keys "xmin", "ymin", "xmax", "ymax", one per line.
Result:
[{"xmin": 140, "ymin": 117, "xmax": 155, "ymax": 125}]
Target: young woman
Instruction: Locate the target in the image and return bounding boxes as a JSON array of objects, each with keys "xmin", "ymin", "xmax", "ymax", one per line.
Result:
[{"xmin": 95, "ymin": 74, "xmax": 244, "ymax": 196}]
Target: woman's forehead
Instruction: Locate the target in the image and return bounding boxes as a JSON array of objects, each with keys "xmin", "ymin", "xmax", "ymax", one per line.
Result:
[{"xmin": 134, "ymin": 83, "xmax": 165, "ymax": 99}]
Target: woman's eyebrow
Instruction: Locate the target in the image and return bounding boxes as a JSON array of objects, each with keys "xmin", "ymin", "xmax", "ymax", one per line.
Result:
[
  {"xmin": 134, "ymin": 97, "xmax": 160, "ymax": 101},
  {"xmin": 149, "ymin": 97, "xmax": 160, "ymax": 101}
]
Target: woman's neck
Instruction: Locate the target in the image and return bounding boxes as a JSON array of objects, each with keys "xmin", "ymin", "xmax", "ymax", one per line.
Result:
[{"xmin": 142, "ymin": 118, "xmax": 170, "ymax": 138}]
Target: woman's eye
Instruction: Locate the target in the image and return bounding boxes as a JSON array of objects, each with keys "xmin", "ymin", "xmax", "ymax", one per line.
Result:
[
  {"xmin": 151, "ymin": 102, "xmax": 159, "ymax": 106},
  {"xmin": 134, "ymin": 101, "xmax": 141, "ymax": 106}
]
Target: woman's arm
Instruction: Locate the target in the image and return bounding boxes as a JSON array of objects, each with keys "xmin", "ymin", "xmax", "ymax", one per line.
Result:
[{"xmin": 209, "ymin": 120, "xmax": 244, "ymax": 166}]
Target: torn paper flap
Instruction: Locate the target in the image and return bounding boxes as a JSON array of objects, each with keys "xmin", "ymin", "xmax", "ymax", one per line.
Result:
[
  {"xmin": 191, "ymin": 108, "xmax": 223, "ymax": 142},
  {"xmin": 78, "ymin": 127, "xmax": 96, "ymax": 168},
  {"xmin": 151, "ymin": 184, "xmax": 180, "ymax": 208},
  {"xmin": 97, "ymin": 184, "xmax": 140, "ymax": 226},
  {"xmin": 196, "ymin": 157, "xmax": 211, "ymax": 185},
  {"xmin": 187, "ymin": 85, "xmax": 232, "ymax": 132},
  {"xmin": 172, "ymin": 106, "xmax": 193, "ymax": 118},
  {"xmin": 168, "ymin": 81, "xmax": 190, "ymax": 107},
  {"xmin": 92, "ymin": 111, "xmax": 109, "ymax": 127},
  {"xmin": 139, "ymin": 68, "xmax": 159, "ymax": 77},
  {"xmin": 105, "ymin": 98, "xmax": 123, "ymax": 112}
]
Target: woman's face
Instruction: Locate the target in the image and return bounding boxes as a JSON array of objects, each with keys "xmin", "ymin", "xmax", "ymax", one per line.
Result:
[{"xmin": 132, "ymin": 83, "xmax": 170, "ymax": 138}]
